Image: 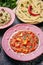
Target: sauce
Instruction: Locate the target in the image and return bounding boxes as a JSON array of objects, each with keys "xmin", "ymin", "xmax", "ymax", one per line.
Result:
[{"xmin": 10, "ymin": 31, "xmax": 39, "ymax": 54}]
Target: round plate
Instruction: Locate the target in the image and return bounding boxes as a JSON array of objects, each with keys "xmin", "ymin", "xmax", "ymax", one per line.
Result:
[
  {"xmin": 0, "ymin": 7, "xmax": 15, "ymax": 29},
  {"xmin": 13, "ymin": 8, "xmax": 43, "ymax": 24},
  {"xmin": 2, "ymin": 24, "xmax": 43, "ymax": 61},
  {"xmin": 14, "ymin": 0, "xmax": 43, "ymax": 24}
]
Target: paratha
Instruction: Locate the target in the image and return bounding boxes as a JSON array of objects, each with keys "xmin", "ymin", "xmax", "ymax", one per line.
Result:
[{"xmin": 16, "ymin": 0, "xmax": 43, "ymax": 24}]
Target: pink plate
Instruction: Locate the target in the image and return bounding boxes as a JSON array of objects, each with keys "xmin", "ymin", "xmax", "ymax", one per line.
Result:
[
  {"xmin": 0, "ymin": 7, "xmax": 15, "ymax": 29},
  {"xmin": 2, "ymin": 24, "xmax": 43, "ymax": 61}
]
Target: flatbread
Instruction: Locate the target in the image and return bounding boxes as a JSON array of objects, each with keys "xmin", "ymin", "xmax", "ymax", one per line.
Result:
[{"xmin": 16, "ymin": 0, "xmax": 43, "ymax": 24}]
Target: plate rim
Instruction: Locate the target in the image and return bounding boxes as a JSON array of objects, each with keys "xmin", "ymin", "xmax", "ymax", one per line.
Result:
[
  {"xmin": 2, "ymin": 24, "xmax": 43, "ymax": 61},
  {"xmin": 0, "ymin": 7, "xmax": 15, "ymax": 29}
]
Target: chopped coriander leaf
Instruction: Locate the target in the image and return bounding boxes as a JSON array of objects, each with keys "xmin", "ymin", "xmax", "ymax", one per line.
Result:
[
  {"xmin": 22, "ymin": 10, "xmax": 27, "ymax": 13},
  {"xmin": 26, "ymin": 5, "xmax": 28, "ymax": 8},
  {"xmin": 27, "ymin": 1, "xmax": 29, "ymax": 4},
  {"xmin": 36, "ymin": 11, "xmax": 38, "ymax": 13},
  {"xmin": 40, "ymin": 16, "xmax": 42, "ymax": 18},
  {"xmin": 21, "ymin": 4, "xmax": 24, "ymax": 7},
  {"xmin": 23, "ymin": 36, "xmax": 26, "ymax": 40},
  {"xmin": 30, "ymin": 46, "xmax": 32, "ymax": 48},
  {"xmin": 37, "ymin": 3, "xmax": 41, "ymax": 5},
  {"xmin": 0, "ymin": 0, "xmax": 17, "ymax": 9}
]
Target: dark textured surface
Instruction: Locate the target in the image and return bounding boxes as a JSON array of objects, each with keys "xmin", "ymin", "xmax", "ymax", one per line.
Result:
[{"xmin": 0, "ymin": 17, "xmax": 43, "ymax": 65}]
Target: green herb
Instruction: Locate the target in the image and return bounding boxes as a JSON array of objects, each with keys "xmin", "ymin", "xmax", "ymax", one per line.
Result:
[
  {"xmin": 27, "ymin": 1, "xmax": 29, "ymax": 4},
  {"xmin": 0, "ymin": 0, "xmax": 17, "ymax": 9},
  {"xmin": 37, "ymin": 2, "xmax": 41, "ymax": 5},
  {"xmin": 40, "ymin": 16, "xmax": 42, "ymax": 18},
  {"xmin": 25, "ymin": 14, "xmax": 31, "ymax": 18},
  {"xmin": 36, "ymin": 11, "xmax": 38, "ymax": 13},
  {"xmin": 26, "ymin": 5, "xmax": 28, "ymax": 8},
  {"xmin": 22, "ymin": 10, "xmax": 27, "ymax": 13},
  {"xmin": 30, "ymin": 46, "xmax": 32, "ymax": 48},
  {"xmin": 23, "ymin": 36, "xmax": 26, "ymax": 40},
  {"xmin": 21, "ymin": 4, "xmax": 24, "ymax": 7}
]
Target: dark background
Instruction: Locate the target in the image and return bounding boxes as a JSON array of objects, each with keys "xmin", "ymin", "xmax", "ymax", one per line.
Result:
[{"xmin": 0, "ymin": 17, "xmax": 43, "ymax": 65}]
